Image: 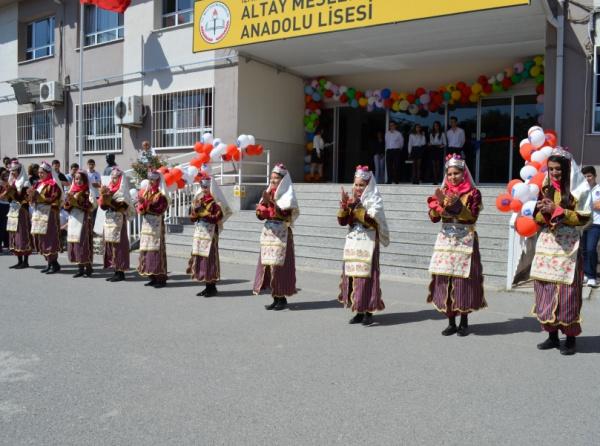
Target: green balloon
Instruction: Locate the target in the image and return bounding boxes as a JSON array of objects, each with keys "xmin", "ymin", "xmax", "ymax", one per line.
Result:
[
  {"xmin": 303, "ymin": 116, "xmax": 310, "ymax": 125},
  {"xmin": 511, "ymin": 74, "xmax": 522, "ymax": 84},
  {"xmin": 443, "ymin": 92, "xmax": 451, "ymax": 101},
  {"xmin": 347, "ymin": 88, "xmax": 356, "ymax": 99},
  {"xmin": 535, "ymin": 74, "xmax": 544, "ymax": 84},
  {"xmin": 521, "ymin": 69, "xmax": 530, "ymax": 79},
  {"xmin": 492, "ymin": 83, "xmax": 502, "ymax": 92},
  {"xmin": 319, "ymin": 78, "xmax": 326, "ymax": 87},
  {"xmin": 310, "ymin": 113, "xmax": 318, "ymax": 121}
]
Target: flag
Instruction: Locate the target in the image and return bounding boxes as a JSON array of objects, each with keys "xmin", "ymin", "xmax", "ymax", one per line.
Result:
[{"xmin": 80, "ymin": 0, "xmax": 131, "ymax": 14}]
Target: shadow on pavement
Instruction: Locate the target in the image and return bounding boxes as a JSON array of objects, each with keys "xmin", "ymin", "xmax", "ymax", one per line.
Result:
[
  {"xmin": 575, "ymin": 336, "xmax": 600, "ymax": 354},
  {"xmin": 289, "ymin": 299, "xmax": 341, "ymax": 311},
  {"xmin": 371, "ymin": 309, "xmax": 445, "ymax": 326},
  {"xmin": 471, "ymin": 317, "xmax": 540, "ymax": 336},
  {"xmin": 207, "ymin": 289, "xmax": 255, "ymax": 298}
]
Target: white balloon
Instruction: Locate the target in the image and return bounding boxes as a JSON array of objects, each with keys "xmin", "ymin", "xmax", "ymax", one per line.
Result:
[
  {"xmin": 247, "ymin": 135, "xmax": 256, "ymax": 146},
  {"xmin": 187, "ymin": 166, "xmax": 198, "ymax": 178},
  {"xmin": 237, "ymin": 134, "xmax": 250, "ymax": 149},
  {"xmin": 531, "ymin": 150, "xmax": 548, "ymax": 163},
  {"xmin": 528, "ymin": 184, "xmax": 540, "ymax": 200},
  {"xmin": 540, "ymin": 146, "xmax": 553, "ymax": 157},
  {"xmin": 140, "ymin": 179, "xmax": 150, "ymax": 190},
  {"xmin": 521, "ymin": 200, "xmax": 537, "ymax": 217},
  {"xmin": 129, "ymin": 188, "xmax": 138, "ymax": 200},
  {"xmin": 202, "ymin": 133, "xmax": 214, "ymax": 145},
  {"xmin": 528, "ymin": 126, "xmax": 546, "ymax": 149},
  {"xmin": 519, "ymin": 138, "xmax": 529, "ymax": 148},
  {"xmin": 210, "ymin": 143, "xmax": 228, "ymax": 161},
  {"xmin": 520, "ymin": 165, "xmax": 538, "ymax": 181},
  {"xmin": 212, "ymin": 138, "xmax": 222, "ymax": 148},
  {"xmin": 339, "ymin": 86, "xmax": 348, "ymax": 94},
  {"xmin": 512, "ymin": 183, "xmax": 531, "ymax": 202}
]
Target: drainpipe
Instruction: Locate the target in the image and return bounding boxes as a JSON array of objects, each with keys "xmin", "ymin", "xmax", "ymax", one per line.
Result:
[{"xmin": 543, "ymin": 0, "xmax": 566, "ymax": 143}]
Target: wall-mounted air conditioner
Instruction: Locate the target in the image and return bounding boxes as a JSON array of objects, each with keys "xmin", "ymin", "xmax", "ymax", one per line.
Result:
[
  {"xmin": 114, "ymin": 95, "xmax": 143, "ymax": 126},
  {"xmin": 39, "ymin": 81, "xmax": 63, "ymax": 105}
]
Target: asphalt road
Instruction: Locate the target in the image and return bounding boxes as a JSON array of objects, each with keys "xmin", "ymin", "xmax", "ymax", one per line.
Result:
[{"xmin": 1, "ymin": 253, "xmax": 599, "ymax": 445}]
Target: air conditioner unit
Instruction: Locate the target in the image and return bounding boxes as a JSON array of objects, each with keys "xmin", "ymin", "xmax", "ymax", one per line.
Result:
[
  {"xmin": 39, "ymin": 81, "xmax": 63, "ymax": 104},
  {"xmin": 114, "ymin": 95, "xmax": 143, "ymax": 126}
]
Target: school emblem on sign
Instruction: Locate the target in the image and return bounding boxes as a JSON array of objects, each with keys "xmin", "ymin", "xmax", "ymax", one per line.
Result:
[{"xmin": 199, "ymin": 2, "xmax": 231, "ymax": 44}]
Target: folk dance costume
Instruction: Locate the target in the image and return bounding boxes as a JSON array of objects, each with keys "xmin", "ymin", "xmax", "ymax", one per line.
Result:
[
  {"xmin": 253, "ymin": 163, "xmax": 298, "ymax": 311},
  {"xmin": 531, "ymin": 148, "xmax": 590, "ymax": 355},
  {"xmin": 427, "ymin": 154, "xmax": 486, "ymax": 336},
  {"xmin": 187, "ymin": 175, "xmax": 232, "ymax": 297},
  {"xmin": 136, "ymin": 171, "xmax": 169, "ymax": 288},
  {"xmin": 338, "ymin": 166, "xmax": 390, "ymax": 326},
  {"xmin": 3, "ymin": 162, "xmax": 32, "ymax": 268},
  {"xmin": 64, "ymin": 172, "xmax": 94, "ymax": 278},
  {"xmin": 30, "ymin": 162, "xmax": 63, "ymax": 274},
  {"xmin": 100, "ymin": 167, "xmax": 131, "ymax": 282}
]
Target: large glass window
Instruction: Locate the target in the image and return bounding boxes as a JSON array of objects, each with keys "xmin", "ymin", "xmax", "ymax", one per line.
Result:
[
  {"xmin": 17, "ymin": 109, "xmax": 54, "ymax": 156},
  {"xmin": 76, "ymin": 101, "xmax": 122, "ymax": 153},
  {"xmin": 162, "ymin": 0, "xmax": 193, "ymax": 28},
  {"xmin": 152, "ymin": 89, "xmax": 213, "ymax": 149},
  {"xmin": 84, "ymin": 5, "xmax": 124, "ymax": 47},
  {"xmin": 512, "ymin": 95, "xmax": 538, "ymax": 178},
  {"xmin": 478, "ymin": 98, "xmax": 512, "ymax": 183},
  {"xmin": 25, "ymin": 17, "xmax": 55, "ymax": 60}
]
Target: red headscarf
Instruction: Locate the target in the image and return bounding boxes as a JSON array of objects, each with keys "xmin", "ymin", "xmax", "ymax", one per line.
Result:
[
  {"xmin": 38, "ymin": 162, "xmax": 56, "ymax": 187},
  {"xmin": 443, "ymin": 154, "xmax": 474, "ymax": 195},
  {"xmin": 69, "ymin": 171, "xmax": 89, "ymax": 194}
]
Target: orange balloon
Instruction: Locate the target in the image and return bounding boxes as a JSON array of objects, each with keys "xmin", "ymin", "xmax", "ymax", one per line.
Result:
[
  {"xmin": 164, "ymin": 172, "xmax": 175, "ymax": 186},
  {"xmin": 515, "ymin": 216, "xmax": 539, "ymax": 237},
  {"xmin": 199, "ymin": 153, "xmax": 211, "ymax": 164},
  {"xmin": 510, "ymin": 199, "xmax": 523, "ymax": 212},
  {"xmin": 171, "ymin": 168, "xmax": 183, "ymax": 181},
  {"xmin": 176, "ymin": 178, "xmax": 186, "ymax": 189},
  {"xmin": 506, "ymin": 179, "xmax": 522, "ymax": 194},
  {"xmin": 233, "ymin": 150, "xmax": 241, "ymax": 161},
  {"xmin": 496, "ymin": 193, "xmax": 513, "ymax": 212},
  {"xmin": 530, "ymin": 172, "xmax": 545, "ymax": 189},
  {"xmin": 226, "ymin": 144, "xmax": 238, "ymax": 157},
  {"xmin": 519, "ymin": 143, "xmax": 534, "ymax": 162},
  {"xmin": 246, "ymin": 145, "xmax": 256, "ymax": 155},
  {"xmin": 545, "ymin": 133, "xmax": 557, "ymax": 147},
  {"xmin": 190, "ymin": 158, "xmax": 202, "ymax": 168},
  {"xmin": 527, "ymin": 161, "xmax": 541, "ymax": 170},
  {"xmin": 255, "ymin": 145, "xmax": 264, "ymax": 155},
  {"xmin": 194, "ymin": 142, "xmax": 204, "ymax": 153},
  {"xmin": 202, "ymin": 143, "xmax": 213, "ymax": 154}
]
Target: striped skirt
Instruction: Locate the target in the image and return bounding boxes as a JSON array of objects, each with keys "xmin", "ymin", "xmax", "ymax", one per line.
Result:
[
  {"xmin": 103, "ymin": 218, "xmax": 130, "ymax": 272},
  {"xmin": 67, "ymin": 212, "xmax": 93, "ymax": 265},
  {"xmin": 187, "ymin": 235, "xmax": 220, "ymax": 283},
  {"xmin": 427, "ymin": 234, "xmax": 487, "ymax": 316},
  {"xmin": 137, "ymin": 220, "xmax": 168, "ymax": 281},
  {"xmin": 338, "ymin": 243, "xmax": 385, "ymax": 313},
  {"xmin": 9, "ymin": 207, "xmax": 32, "ymax": 255},
  {"xmin": 253, "ymin": 229, "xmax": 297, "ymax": 298},
  {"xmin": 33, "ymin": 209, "xmax": 61, "ymax": 262},
  {"xmin": 532, "ymin": 253, "xmax": 583, "ymax": 336}
]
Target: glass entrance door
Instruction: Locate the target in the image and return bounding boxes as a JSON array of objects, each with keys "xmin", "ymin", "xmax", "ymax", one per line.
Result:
[{"xmin": 478, "ymin": 98, "xmax": 512, "ymax": 183}]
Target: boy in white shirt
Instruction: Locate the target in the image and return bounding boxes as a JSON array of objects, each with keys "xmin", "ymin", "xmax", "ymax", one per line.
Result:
[{"xmin": 581, "ymin": 165, "xmax": 600, "ymax": 287}]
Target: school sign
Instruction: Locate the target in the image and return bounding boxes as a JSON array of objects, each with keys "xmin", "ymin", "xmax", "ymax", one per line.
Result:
[{"xmin": 193, "ymin": 0, "xmax": 530, "ymax": 52}]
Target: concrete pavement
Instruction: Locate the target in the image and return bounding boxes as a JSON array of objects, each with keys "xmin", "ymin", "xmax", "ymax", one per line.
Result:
[{"xmin": 1, "ymin": 252, "xmax": 599, "ymax": 445}]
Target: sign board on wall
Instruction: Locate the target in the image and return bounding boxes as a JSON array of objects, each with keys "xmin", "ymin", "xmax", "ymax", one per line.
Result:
[{"xmin": 193, "ymin": 0, "xmax": 530, "ymax": 52}]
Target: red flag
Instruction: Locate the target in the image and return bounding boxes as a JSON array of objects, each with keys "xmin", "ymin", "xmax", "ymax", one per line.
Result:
[{"xmin": 81, "ymin": 0, "xmax": 131, "ymax": 14}]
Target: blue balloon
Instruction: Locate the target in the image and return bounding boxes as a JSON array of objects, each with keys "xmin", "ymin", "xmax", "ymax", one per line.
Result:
[
  {"xmin": 306, "ymin": 132, "xmax": 315, "ymax": 140},
  {"xmin": 312, "ymin": 92, "xmax": 322, "ymax": 102},
  {"xmin": 350, "ymin": 99, "xmax": 359, "ymax": 108},
  {"xmin": 304, "ymin": 86, "xmax": 314, "ymax": 95},
  {"xmin": 304, "ymin": 164, "xmax": 311, "ymax": 173},
  {"xmin": 381, "ymin": 88, "xmax": 391, "ymax": 99}
]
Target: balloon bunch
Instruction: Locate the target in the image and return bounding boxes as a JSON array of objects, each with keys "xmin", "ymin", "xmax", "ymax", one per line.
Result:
[
  {"xmin": 495, "ymin": 125, "xmax": 558, "ymax": 238},
  {"xmin": 189, "ymin": 132, "xmax": 264, "ymax": 172}
]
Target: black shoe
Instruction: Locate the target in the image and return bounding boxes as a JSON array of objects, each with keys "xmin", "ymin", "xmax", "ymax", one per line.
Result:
[
  {"xmin": 46, "ymin": 261, "xmax": 61, "ymax": 275},
  {"xmin": 203, "ymin": 284, "xmax": 218, "ymax": 298},
  {"xmin": 15, "ymin": 261, "xmax": 29, "ymax": 269},
  {"xmin": 41, "ymin": 263, "xmax": 51, "ymax": 273},
  {"xmin": 349, "ymin": 313, "xmax": 364, "ymax": 324},
  {"xmin": 9, "ymin": 258, "xmax": 22, "ymax": 269},
  {"xmin": 144, "ymin": 278, "xmax": 157, "ymax": 287},
  {"xmin": 442, "ymin": 324, "xmax": 458, "ymax": 336},
  {"xmin": 457, "ymin": 325, "xmax": 470, "ymax": 337},
  {"xmin": 73, "ymin": 266, "xmax": 85, "ymax": 278},
  {"xmin": 197, "ymin": 286, "xmax": 209, "ymax": 296},
  {"xmin": 112, "ymin": 271, "xmax": 125, "ymax": 282},
  {"xmin": 153, "ymin": 282, "xmax": 166, "ymax": 289},
  {"xmin": 362, "ymin": 312, "xmax": 373, "ymax": 326},
  {"xmin": 273, "ymin": 297, "xmax": 288, "ymax": 311},
  {"xmin": 560, "ymin": 336, "xmax": 576, "ymax": 356},
  {"xmin": 265, "ymin": 298, "xmax": 278, "ymax": 310},
  {"xmin": 537, "ymin": 333, "xmax": 560, "ymax": 350},
  {"xmin": 106, "ymin": 272, "xmax": 117, "ymax": 282},
  {"xmin": 84, "ymin": 265, "xmax": 93, "ymax": 277}
]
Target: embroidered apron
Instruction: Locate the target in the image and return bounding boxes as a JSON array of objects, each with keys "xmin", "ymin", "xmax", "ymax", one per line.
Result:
[
  {"xmin": 343, "ymin": 224, "xmax": 376, "ymax": 278},
  {"xmin": 429, "ymin": 223, "xmax": 475, "ymax": 278},
  {"xmin": 530, "ymin": 225, "xmax": 579, "ymax": 285},
  {"xmin": 192, "ymin": 220, "xmax": 215, "ymax": 257},
  {"xmin": 67, "ymin": 208, "xmax": 85, "ymax": 243},
  {"xmin": 31, "ymin": 203, "xmax": 51, "ymax": 235},
  {"xmin": 260, "ymin": 220, "xmax": 288, "ymax": 266},
  {"xmin": 7, "ymin": 201, "xmax": 21, "ymax": 232},
  {"xmin": 103, "ymin": 210, "xmax": 124, "ymax": 243},
  {"xmin": 139, "ymin": 214, "xmax": 162, "ymax": 252}
]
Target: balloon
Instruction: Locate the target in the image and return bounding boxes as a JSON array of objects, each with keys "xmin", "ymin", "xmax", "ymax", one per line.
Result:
[
  {"xmin": 528, "ymin": 184, "xmax": 540, "ymax": 200},
  {"xmin": 129, "ymin": 188, "xmax": 138, "ymax": 201},
  {"xmin": 510, "ymin": 199, "xmax": 523, "ymax": 213},
  {"xmin": 531, "ymin": 150, "xmax": 548, "ymax": 163},
  {"xmin": 187, "ymin": 166, "xmax": 198, "ymax": 179},
  {"xmin": 527, "ymin": 161, "xmax": 541, "ymax": 170},
  {"xmin": 304, "ymin": 85, "xmax": 313, "ymax": 95},
  {"xmin": 521, "ymin": 200, "xmax": 537, "ymax": 217},
  {"xmin": 210, "ymin": 143, "xmax": 227, "ymax": 161},
  {"xmin": 519, "ymin": 143, "xmax": 534, "ymax": 162},
  {"xmin": 419, "ymin": 94, "xmax": 430, "ymax": 104},
  {"xmin": 471, "ymin": 83, "xmax": 482, "ymax": 94},
  {"xmin": 237, "ymin": 134, "xmax": 250, "ymax": 149},
  {"xmin": 408, "ymin": 104, "xmax": 419, "ymax": 115},
  {"xmin": 359, "ymin": 97, "xmax": 368, "ymax": 107},
  {"xmin": 226, "ymin": 144, "xmax": 238, "ymax": 158},
  {"xmin": 190, "ymin": 157, "xmax": 202, "ymax": 168},
  {"xmin": 255, "ymin": 145, "xmax": 264, "ymax": 155},
  {"xmin": 512, "ymin": 183, "xmax": 531, "ymax": 202},
  {"xmin": 528, "ymin": 126, "xmax": 546, "ymax": 148},
  {"xmin": 496, "ymin": 193, "xmax": 513, "ymax": 212},
  {"xmin": 312, "ymin": 92, "xmax": 321, "ymax": 102},
  {"xmin": 515, "ymin": 216, "xmax": 539, "ymax": 238},
  {"xmin": 381, "ymin": 88, "xmax": 391, "ymax": 99},
  {"xmin": 507, "ymin": 179, "xmax": 523, "ymax": 194},
  {"xmin": 164, "ymin": 173, "xmax": 175, "ymax": 186},
  {"xmin": 194, "ymin": 142, "xmax": 204, "ymax": 153},
  {"xmin": 140, "ymin": 179, "xmax": 149, "ymax": 190},
  {"xmin": 520, "ymin": 165, "xmax": 538, "ymax": 181},
  {"xmin": 171, "ymin": 168, "xmax": 183, "ymax": 181},
  {"xmin": 176, "ymin": 178, "xmax": 186, "ymax": 189},
  {"xmin": 212, "ymin": 138, "xmax": 222, "ymax": 148},
  {"xmin": 202, "ymin": 133, "xmax": 214, "ymax": 145},
  {"xmin": 451, "ymin": 90, "xmax": 461, "ymax": 101},
  {"xmin": 545, "ymin": 133, "xmax": 557, "ymax": 147},
  {"xmin": 530, "ymin": 172, "xmax": 545, "ymax": 189},
  {"xmin": 514, "ymin": 62, "xmax": 524, "ymax": 74},
  {"xmin": 399, "ymin": 100, "xmax": 409, "ymax": 111},
  {"xmin": 540, "ymin": 146, "xmax": 553, "ymax": 158},
  {"xmin": 519, "ymin": 138, "xmax": 529, "ymax": 148}
]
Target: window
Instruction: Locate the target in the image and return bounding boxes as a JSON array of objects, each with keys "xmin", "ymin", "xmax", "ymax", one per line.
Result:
[
  {"xmin": 17, "ymin": 109, "xmax": 54, "ymax": 156},
  {"xmin": 152, "ymin": 89, "xmax": 213, "ymax": 149},
  {"xmin": 594, "ymin": 46, "xmax": 600, "ymax": 133},
  {"xmin": 84, "ymin": 5, "xmax": 124, "ymax": 47},
  {"xmin": 162, "ymin": 0, "xmax": 193, "ymax": 28},
  {"xmin": 25, "ymin": 17, "xmax": 55, "ymax": 60},
  {"xmin": 76, "ymin": 100, "xmax": 122, "ymax": 153}
]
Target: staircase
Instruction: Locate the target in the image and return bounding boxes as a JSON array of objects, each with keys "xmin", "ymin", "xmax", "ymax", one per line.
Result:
[{"xmin": 165, "ymin": 184, "xmax": 512, "ymax": 289}]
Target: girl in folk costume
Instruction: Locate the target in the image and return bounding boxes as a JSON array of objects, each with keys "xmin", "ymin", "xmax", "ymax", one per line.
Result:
[
  {"xmin": 187, "ymin": 174, "xmax": 232, "ymax": 297},
  {"xmin": 100, "ymin": 167, "xmax": 131, "ymax": 282},
  {"xmin": 530, "ymin": 148, "xmax": 590, "ymax": 355},
  {"xmin": 64, "ymin": 171, "xmax": 94, "ymax": 278},
  {"xmin": 1, "ymin": 162, "xmax": 32, "ymax": 269},
  {"xmin": 427, "ymin": 154, "xmax": 486, "ymax": 336},
  {"xmin": 136, "ymin": 170, "xmax": 169, "ymax": 288},
  {"xmin": 29, "ymin": 162, "xmax": 63, "ymax": 274},
  {"xmin": 254, "ymin": 163, "xmax": 299, "ymax": 311},
  {"xmin": 338, "ymin": 165, "xmax": 390, "ymax": 326}
]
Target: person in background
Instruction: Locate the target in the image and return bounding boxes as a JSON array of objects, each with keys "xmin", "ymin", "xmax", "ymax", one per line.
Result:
[
  {"xmin": 52, "ymin": 160, "xmax": 70, "ymax": 190},
  {"xmin": 385, "ymin": 121, "xmax": 404, "ymax": 184},
  {"xmin": 103, "ymin": 153, "xmax": 117, "ymax": 176},
  {"xmin": 429, "ymin": 120, "xmax": 447, "ymax": 184},
  {"xmin": 3, "ymin": 157, "xmax": 11, "ymax": 169},
  {"xmin": 369, "ymin": 130, "xmax": 386, "ymax": 184},
  {"xmin": 446, "ymin": 117, "xmax": 465, "ymax": 159},
  {"xmin": 28, "ymin": 163, "xmax": 40, "ymax": 187},
  {"xmin": 138, "ymin": 141, "xmax": 157, "ymax": 166},
  {"xmin": 87, "ymin": 158, "xmax": 102, "ymax": 226},
  {"xmin": 0, "ymin": 168, "xmax": 9, "ymax": 254},
  {"xmin": 66, "ymin": 163, "xmax": 79, "ymax": 184},
  {"xmin": 407, "ymin": 124, "xmax": 427, "ymax": 184},
  {"xmin": 581, "ymin": 165, "xmax": 600, "ymax": 287}
]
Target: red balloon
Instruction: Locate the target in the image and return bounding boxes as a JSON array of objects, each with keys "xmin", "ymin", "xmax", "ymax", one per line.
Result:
[
  {"xmin": 190, "ymin": 158, "xmax": 202, "ymax": 168},
  {"xmin": 519, "ymin": 143, "xmax": 534, "ymax": 162},
  {"xmin": 354, "ymin": 91, "xmax": 363, "ymax": 100},
  {"xmin": 176, "ymin": 178, "xmax": 186, "ymax": 189},
  {"xmin": 515, "ymin": 216, "xmax": 540, "ymax": 237},
  {"xmin": 201, "ymin": 143, "xmax": 213, "ymax": 154},
  {"xmin": 527, "ymin": 161, "xmax": 541, "ymax": 170},
  {"xmin": 506, "ymin": 179, "xmax": 523, "ymax": 194},
  {"xmin": 324, "ymin": 90, "xmax": 333, "ymax": 98},
  {"xmin": 501, "ymin": 78, "xmax": 512, "ymax": 90},
  {"xmin": 384, "ymin": 98, "xmax": 393, "ymax": 108},
  {"xmin": 545, "ymin": 133, "xmax": 557, "ymax": 148},
  {"xmin": 198, "ymin": 153, "xmax": 210, "ymax": 164},
  {"xmin": 456, "ymin": 81, "xmax": 466, "ymax": 90},
  {"xmin": 415, "ymin": 87, "xmax": 426, "ymax": 97},
  {"xmin": 233, "ymin": 150, "xmax": 241, "ymax": 161},
  {"xmin": 222, "ymin": 153, "xmax": 232, "ymax": 161},
  {"xmin": 536, "ymin": 84, "xmax": 544, "ymax": 95},
  {"xmin": 194, "ymin": 142, "xmax": 204, "ymax": 153},
  {"xmin": 496, "ymin": 193, "xmax": 513, "ymax": 212},
  {"xmin": 510, "ymin": 199, "xmax": 523, "ymax": 213},
  {"xmin": 164, "ymin": 173, "xmax": 175, "ymax": 186},
  {"xmin": 407, "ymin": 94, "xmax": 416, "ymax": 104},
  {"xmin": 339, "ymin": 94, "xmax": 348, "ymax": 104},
  {"xmin": 255, "ymin": 145, "xmax": 264, "ymax": 155},
  {"xmin": 171, "ymin": 168, "xmax": 183, "ymax": 181},
  {"xmin": 483, "ymin": 84, "xmax": 493, "ymax": 94},
  {"xmin": 477, "ymin": 75, "xmax": 488, "ymax": 85}
]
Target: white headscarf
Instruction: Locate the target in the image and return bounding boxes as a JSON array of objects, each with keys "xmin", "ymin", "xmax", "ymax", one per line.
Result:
[
  {"xmin": 548, "ymin": 147, "xmax": 591, "ymax": 216},
  {"xmin": 271, "ymin": 164, "xmax": 299, "ymax": 223},
  {"xmin": 9, "ymin": 162, "xmax": 30, "ymax": 193},
  {"xmin": 356, "ymin": 167, "xmax": 390, "ymax": 247},
  {"xmin": 194, "ymin": 176, "xmax": 233, "ymax": 229},
  {"xmin": 110, "ymin": 167, "xmax": 135, "ymax": 220}
]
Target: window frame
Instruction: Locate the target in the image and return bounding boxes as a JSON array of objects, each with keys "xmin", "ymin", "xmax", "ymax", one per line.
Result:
[
  {"xmin": 75, "ymin": 100, "xmax": 123, "ymax": 155},
  {"xmin": 161, "ymin": 0, "xmax": 193, "ymax": 28},
  {"xmin": 151, "ymin": 88, "xmax": 214, "ymax": 150},
  {"xmin": 16, "ymin": 109, "xmax": 55, "ymax": 157},
  {"xmin": 25, "ymin": 16, "xmax": 55, "ymax": 61},
  {"xmin": 83, "ymin": 4, "xmax": 124, "ymax": 47}
]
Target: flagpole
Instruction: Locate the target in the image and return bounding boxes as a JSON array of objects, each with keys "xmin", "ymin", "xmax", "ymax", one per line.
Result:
[{"xmin": 78, "ymin": 3, "xmax": 85, "ymax": 169}]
